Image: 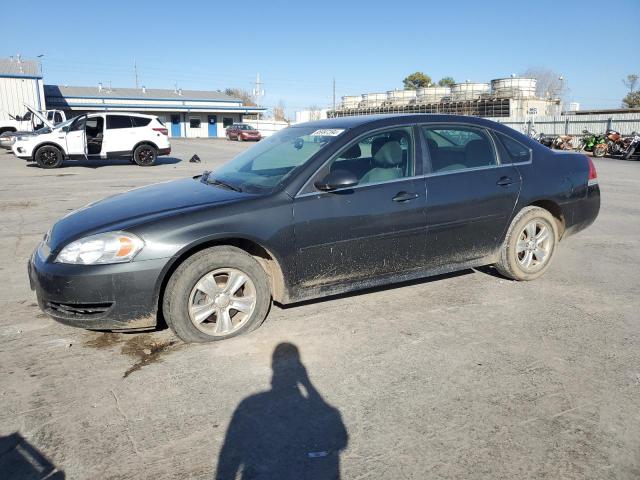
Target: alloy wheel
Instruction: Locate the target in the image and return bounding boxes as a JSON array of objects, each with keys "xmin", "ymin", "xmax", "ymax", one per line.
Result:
[
  {"xmin": 188, "ymin": 268, "xmax": 257, "ymax": 336},
  {"xmin": 516, "ymin": 220, "xmax": 552, "ymax": 270}
]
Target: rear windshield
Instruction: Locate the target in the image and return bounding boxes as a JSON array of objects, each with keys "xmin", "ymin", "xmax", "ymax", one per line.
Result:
[{"xmin": 210, "ymin": 126, "xmax": 344, "ymax": 192}]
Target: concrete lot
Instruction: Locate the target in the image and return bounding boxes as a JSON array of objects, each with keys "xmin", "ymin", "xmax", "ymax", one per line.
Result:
[{"xmin": 0, "ymin": 139, "xmax": 639, "ymax": 479}]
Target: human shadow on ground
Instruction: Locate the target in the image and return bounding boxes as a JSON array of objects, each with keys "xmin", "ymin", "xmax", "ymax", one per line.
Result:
[
  {"xmin": 215, "ymin": 342, "xmax": 348, "ymax": 479},
  {"xmin": 0, "ymin": 432, "xmax": 65, "ymax": 479}
]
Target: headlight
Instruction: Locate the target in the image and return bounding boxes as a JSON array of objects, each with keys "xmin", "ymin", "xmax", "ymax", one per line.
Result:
[{"xmin": 55, "ymin": 231, "xmax": 144, "ymax": 265}]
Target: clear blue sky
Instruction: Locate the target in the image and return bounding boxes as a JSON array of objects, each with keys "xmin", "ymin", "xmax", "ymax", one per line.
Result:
[{"xmin": 2, "ymin": 0, "xmax": 638, "ymax": 114}]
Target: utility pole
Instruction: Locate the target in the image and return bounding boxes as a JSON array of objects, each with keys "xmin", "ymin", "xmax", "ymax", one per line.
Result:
[
  {"xmin": 332, "ymin": 77, "xmax": 336, "ymax": 112},
  {"xmin": 134, "ymin": 58, "xmax": 139, "ymax": 89},
  {"xmin": 252, "ymin": 73, "xmax": 264, "ymax": 123}
]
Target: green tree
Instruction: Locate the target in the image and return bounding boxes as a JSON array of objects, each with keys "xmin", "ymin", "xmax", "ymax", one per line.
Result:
[
  {"xmin": 437, "ymin": 77, "xmax": 456, "ymax": 87},
  {"xmin": 403, "ymin": 72, "xmax": 432, "ymax": 90},
  {"xmin": 622, "ymin": 91, "xmax": 640, "ymax": 108}
]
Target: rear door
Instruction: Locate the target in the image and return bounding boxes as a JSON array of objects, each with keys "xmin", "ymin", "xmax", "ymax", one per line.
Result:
[
  {"xmin": 102, "ymin": 114, "xmax": 133, "ymax": 155},
  {"xmin": 293, "ymin": 125, "xmax": 427, "ymax": 288},
  {"xmin": 421, "ymin": 124, "xmax": 521, "ymax": 267}
]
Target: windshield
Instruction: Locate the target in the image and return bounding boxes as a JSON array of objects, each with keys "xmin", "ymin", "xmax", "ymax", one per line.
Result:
[
  {"xmin": 53, "ymin": 117, "xmax": 77, "ymax": 131},
  {"xmin": 239, "ymin": 125, "xmax": 254, "ymax": 130},
  {"xmin": 211, "ymin": 126, "xmax": 344, "ymax": 192}
]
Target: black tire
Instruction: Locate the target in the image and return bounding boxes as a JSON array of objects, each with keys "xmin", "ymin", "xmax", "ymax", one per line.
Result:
[
  {"xmin": 133, "ymin": 144, "xmax": 157, "ymax": 166},
  {"xmin": 163, "ymin": 246, "xmax": 271, "ymax": 343},
  {"xmin": 494, "ymin": 206, "xmax": 559, "ymax": 281},
  {"xmin": 593, "ymin": 144, "xmax": 607, "ymax": 158},
  {"xmin": 623, "ymin": 146, "xmax": 636, "ymax": 160},
  {"xmin": 35, "ymin": 145, "xmax": 64, "ymax": 169}
]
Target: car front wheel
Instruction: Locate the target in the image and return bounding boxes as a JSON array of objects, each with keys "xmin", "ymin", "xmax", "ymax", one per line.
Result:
[
  {"xmin": 35, "ymin": 145, "xmax": 64, "ymax": 168},
  {"xmin": 494, "ymin": 206, "xmax": 558, "ymax": 281},
  {"xmin": 163, "ymin": 246, "xmax": 271, "ymax": 342},
  {"xmin": 133, "ymin": 144, "xmax": 157, "ymax": 166}
]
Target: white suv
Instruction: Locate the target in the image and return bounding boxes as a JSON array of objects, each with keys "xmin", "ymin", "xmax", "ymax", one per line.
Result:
[{"xmin": 12, "ymin": 111, "xmax": 171, "ymax": 168}]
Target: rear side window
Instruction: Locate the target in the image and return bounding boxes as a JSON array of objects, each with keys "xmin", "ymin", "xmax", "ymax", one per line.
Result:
[
  {"xmin": 496, "ymin": 132, "xmax": 531, "ymax": 163},
  {"xmin": 422, "ymin": 125, "xmax": 497, "ymax": 173},
  {"xmin": 54, "ymin": 112, "xmax": 63, "ymax": 123},
  {"xmin": 131, "ymin": 117, "xmax": 151, "ymax": 127},
  {"xmin": 106, "ymin": 115, "xmax": 133, "ymax": 129}
]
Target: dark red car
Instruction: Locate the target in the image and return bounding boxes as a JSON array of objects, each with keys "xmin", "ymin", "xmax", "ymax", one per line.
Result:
[{"xmin": 225, "ymin": 123, "xmax": 262, "ymax": 142}]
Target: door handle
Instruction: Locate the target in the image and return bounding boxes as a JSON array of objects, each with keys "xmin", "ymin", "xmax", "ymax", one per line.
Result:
[
  {"xmin": 392, "ymin": 191, "xmax": 419, "ymax": 203},
  {"xmin": 497, "ymin": 176, "xmax": 515, "ymax": 186}
]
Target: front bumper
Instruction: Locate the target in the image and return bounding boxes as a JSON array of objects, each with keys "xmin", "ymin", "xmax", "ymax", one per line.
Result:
[{"xmin": 28, "ymin": 244, "xmax": 170, "ymax": 331}]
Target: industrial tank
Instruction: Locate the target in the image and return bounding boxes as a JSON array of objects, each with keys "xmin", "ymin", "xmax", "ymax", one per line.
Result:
[
  {"xmin": 385, "ymin": 89, "xmax": 417, "ymax": 105},
  {"xmin": 361, "ymin": 92, "xmax": 387, "ymax": 107},
  {"xmin": 416, "ymin": 86, "xmax": 451, "ymax": 103},
  {"xmin": 490, "ymin": 77, "xmax": 537, "ymax": 98},
  {"xmin": 450, "ymin": 82, "xmax": 490, "ymax": 101},
  {"xmin": 341, "ymin": 95, "xmax": 361, "ymax": 109}
]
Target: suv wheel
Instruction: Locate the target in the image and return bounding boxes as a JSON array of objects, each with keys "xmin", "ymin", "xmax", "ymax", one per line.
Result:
[
  {"xmin": 495, "ymin": 206, "xmax": 558, "ymax": 281},
  {"xmin": 163, "ymin": 246, "xmax": 271, "ymax": 343},
  {"xmin": 35, "ymin": 145, "xmax": 64, "ymax": 169},
  {"xmin": 133, "ymin": 144, "xmax": 157, "ymax": 166}
]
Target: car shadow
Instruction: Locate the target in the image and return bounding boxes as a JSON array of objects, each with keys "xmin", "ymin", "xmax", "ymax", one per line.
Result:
[
  {"xmin": 0, "ymin": 432, "xmax": 65, "ymax": 479},
  {"xmin": 26, "ymin": 156, "xmax": 182, "ymax": 169},
  {"xmin": 215, "ymin": 343, "xmax": 348, "ymax": 479}
]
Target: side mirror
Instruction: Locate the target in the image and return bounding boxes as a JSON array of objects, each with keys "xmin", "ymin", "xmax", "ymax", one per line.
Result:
[{"xmin": 314, "ymin": 169, "xmax": 359, "ymax": 191}]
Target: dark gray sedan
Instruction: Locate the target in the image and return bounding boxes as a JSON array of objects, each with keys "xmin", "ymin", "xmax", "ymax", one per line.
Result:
[{"xmin": 28, "ymin": 114, "xmax": 600, "ymax": 342}]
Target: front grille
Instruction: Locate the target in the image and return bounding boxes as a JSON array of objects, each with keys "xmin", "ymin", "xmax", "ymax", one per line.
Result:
[{"xmin": 45, "ymin": 301, "xmax": 113, "ymax": 318}]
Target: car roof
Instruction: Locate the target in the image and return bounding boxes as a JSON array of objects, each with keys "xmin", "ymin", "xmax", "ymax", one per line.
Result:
[
  {"xmin": 294, "ymin": 113, "xmax": 510, "ymax": 131},
  {"xmin": 85, "ymin": 111, "xmax": 156, "ymax": 118}
]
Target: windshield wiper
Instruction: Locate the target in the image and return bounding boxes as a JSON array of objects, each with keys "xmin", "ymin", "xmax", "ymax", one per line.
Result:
[{"xmin": 203, "ymin": 172, "xmax": 242, "ymax": 192}]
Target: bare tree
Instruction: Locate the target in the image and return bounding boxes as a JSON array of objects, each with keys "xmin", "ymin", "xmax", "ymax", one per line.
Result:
[
  {"xmin": 521, "ymin": 67, "xmax": 568, "ymax": 99},
  {"xmin": 224, "ymin": 88, "xmax": 257, "ymax": 106},
  {"xmin": 623, "ymin": 74, "xmax": 639, "ymax": 93},
  {"xmin": 273, "ymin": 100, "xmax": 288, "ymax": 122}
]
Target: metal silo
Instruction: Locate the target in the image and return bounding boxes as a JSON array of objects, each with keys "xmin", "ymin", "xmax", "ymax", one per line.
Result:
[
  {"xmin": 450, "ymin": 82, "xmax": 490, "ymax": 100},
  {"xmin": 490, "ymin": 77, "xmax": 537, "ymax": 98}
]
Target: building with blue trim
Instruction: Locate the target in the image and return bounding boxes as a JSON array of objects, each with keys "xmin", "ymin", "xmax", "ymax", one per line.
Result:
[
  {"xmin": 44, "ymin": 84, "xmax": 265, "ymax": 138},
  {"xmin": 0, "ymin": 57, "xmax": 45, "ymax": 121},
  {"xmin": 0, "ymin": 56, "xmax": 265, "ymax": 138}
]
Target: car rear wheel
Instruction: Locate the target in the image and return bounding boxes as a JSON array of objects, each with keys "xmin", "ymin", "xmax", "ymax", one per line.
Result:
[
  {"xmin": 35, "ymin": 145, "xmax": 64, "ymax": 169},
  {"xmin": 494, "ymin": 206, "xmax": 558, "ymax": 281},
  {"xmin": 163, "ymin": 246, "xmax": 271, "ymax": 343},
  {"xmin": 133, "ymin": 144, "xmax": 157, "ymax": 166}
]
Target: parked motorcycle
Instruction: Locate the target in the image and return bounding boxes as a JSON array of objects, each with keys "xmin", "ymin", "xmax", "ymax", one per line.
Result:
[
  {"xmin": 529, "ymin": 128, "xmax": 555, "ymax": 148},
  {"xmin": 593, "ymin": 130, "xmax": 639, "ymax": 159},
  {"xmin": 552, "ymin": 134, "xmax": 574, "ymax": 150},
  {"xmin": 578, "ymin": 130, "xmax": 604, "ymax": 153}
]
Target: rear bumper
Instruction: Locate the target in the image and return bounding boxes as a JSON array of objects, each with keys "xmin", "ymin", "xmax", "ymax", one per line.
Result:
[
  {"xmin": 158, "ymin": 146, "xmax": 171, "ymax": 156},
  {"xmin": 564, "ymin": 183, "xmax": 600, "ymax": 237},
  {"xmin": 28, "ymin": 245, "xmax": 170, "ymax": 331}
]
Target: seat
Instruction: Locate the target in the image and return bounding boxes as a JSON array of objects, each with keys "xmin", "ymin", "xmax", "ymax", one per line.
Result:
[
  {"xmin": 359, "ymin": 140, "xmax": 403, "ymax": 184},
  {"xmin": 464, "ymin": 139, "xmax": 494, "ymax": 168}
]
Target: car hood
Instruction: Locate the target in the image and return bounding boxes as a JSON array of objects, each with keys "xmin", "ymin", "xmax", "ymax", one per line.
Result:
[{"xmin": 48, "ymin": 177, "xmax": 250, "ymax": 251}]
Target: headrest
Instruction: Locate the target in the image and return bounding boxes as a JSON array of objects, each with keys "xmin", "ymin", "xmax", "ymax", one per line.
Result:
[
  {"xmin": 340, "ymin": 143, "xmax": 361, "ymax": 159},
  {"xmin": 373, "ymin": 141, "xmax": 402, "ymax": 168},
  {"xmin": 464, "ymin": 139, "xmax": 493, "ymax": 167}
]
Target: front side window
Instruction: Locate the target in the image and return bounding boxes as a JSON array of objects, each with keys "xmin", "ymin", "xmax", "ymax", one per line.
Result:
[
  {"xmin": 211, "ymin": 126, "xmax": 343, "ymax": 192},
  {"xmin": 106, "ymin": 115, "xmax": 132, "ymax": 129},
  {"xmin": 69, "ymin": 116, "xmax": 86, "ymax": 132},
  {"xmin": 54, "ymin": 112, "xmax": 63, "ymax": 123},
  {"xmin": 422, "ymin": 125, "xmax": 497, "ymax": 173},
  {"xmin": 318, "ymin": 127, "xmax": 414, "ymax": 188}
]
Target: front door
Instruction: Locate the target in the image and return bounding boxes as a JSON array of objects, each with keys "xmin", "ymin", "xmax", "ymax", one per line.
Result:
[
  {"xmin": 171, "ymin": 115, "xmax": 181, "ymax": 137},
  {"xmin": 293, "ymin": 126, "xmax": 427, "ymax": 289},
  {"xmin": 208, "ymin": 115, "xmax": 218, "ymax": 137},
  {"xmin": 421, "ymin": 124, "xmax": 521, "ymax": 267},
  {"xmin": 65, "ymin": 116, "xmax": 87, "ymax": 158}
]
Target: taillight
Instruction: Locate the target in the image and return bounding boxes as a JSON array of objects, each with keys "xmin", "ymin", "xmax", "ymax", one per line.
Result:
[
  {"xmin": 587, "ymin": 156, "xmax": 598, "ymax": 185},
  {"xmin": 153, "ymin": 128, "xmax": 168, "ymax": 136}
]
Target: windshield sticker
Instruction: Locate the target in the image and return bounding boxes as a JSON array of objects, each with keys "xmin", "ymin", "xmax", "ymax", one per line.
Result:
[{"xmin": 310, "ymin": 129, "xmax": 344, "ymax": 137}]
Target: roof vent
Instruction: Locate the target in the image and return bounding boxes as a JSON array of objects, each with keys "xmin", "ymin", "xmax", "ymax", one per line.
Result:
[
  {"xmin": 178, "ymin": 88, "xmax": 183, "ymax": 96},
  {"xmin": 141, "ymin": 85, "xmax": 146, "ymax": 93},
  {"xmin": 98, "ymin": 82, "xmax": 103, "ymax": 92}
]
